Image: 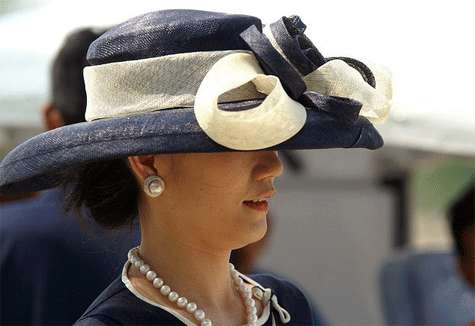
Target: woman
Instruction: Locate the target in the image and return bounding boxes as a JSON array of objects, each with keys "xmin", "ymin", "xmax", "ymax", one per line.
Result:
[{"xmin": 0, "ymin": 9, "xmax": 391, "ymax": 326}]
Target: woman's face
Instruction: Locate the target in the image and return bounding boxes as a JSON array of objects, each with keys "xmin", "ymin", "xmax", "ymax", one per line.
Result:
[{"xmin": 148, "ymin": 150, "xmax": 283, "ymax": 250}]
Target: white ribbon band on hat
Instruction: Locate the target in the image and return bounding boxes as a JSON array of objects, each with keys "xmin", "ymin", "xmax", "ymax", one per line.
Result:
[
  {"xmin": 84, "ymin": 46, "xmax": 391, "ymax": 150},
  {"xmin": 83, "ymin": 50, "xmax": 264, "ymax": 121}
]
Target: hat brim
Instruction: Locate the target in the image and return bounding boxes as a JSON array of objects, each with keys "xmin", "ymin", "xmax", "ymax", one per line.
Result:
[{"xmin": 0, "ymin": 99, "xmax": 382, "ymax": 194}]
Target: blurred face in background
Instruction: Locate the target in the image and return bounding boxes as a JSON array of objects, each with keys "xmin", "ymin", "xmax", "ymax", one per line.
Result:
[{"xmin": 460, "ymin": 226, "xmax": 475, "ymax": 280}]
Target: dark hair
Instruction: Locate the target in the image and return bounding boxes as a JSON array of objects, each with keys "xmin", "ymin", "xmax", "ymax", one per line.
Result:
[
  {"xmin": 447, "ymin": 181, "xmax": 475, "ymax": 257},
  {"xmin": 60, "ymin": 158, "xmax": 140, "ymax": 229},
  {"xmin": 51, "ymin": 28, "xmax": 105, "ymax": 125}
]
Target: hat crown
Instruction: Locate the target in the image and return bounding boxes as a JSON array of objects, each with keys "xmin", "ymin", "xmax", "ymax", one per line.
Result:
[{"xmin": 87, "ymin": 9, "xmax": 262, "ymax": 65}]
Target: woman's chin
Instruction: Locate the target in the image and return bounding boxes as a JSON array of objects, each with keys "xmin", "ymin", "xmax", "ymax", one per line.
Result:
[{"xmin": 245, "ymin": 216, "xmax": 268, "ymax": 242}]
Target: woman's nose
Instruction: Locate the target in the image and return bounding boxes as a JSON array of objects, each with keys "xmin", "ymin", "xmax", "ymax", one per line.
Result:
[{"xmin": 255, "ymin": 151, "xmax": 284, "ymax": 180}]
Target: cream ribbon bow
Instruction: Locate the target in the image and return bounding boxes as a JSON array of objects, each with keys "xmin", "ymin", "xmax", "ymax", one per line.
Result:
[
  {"xmin": 303, "ymin": 59, "xmax": 392, "ymax": 123},
  {"xmin": 194, "ymin": 51, "xmax": 392, "ymax": 150},
  {"xmin": 194, "ymin": 52, "xmax": 307, "ymax": 151}
]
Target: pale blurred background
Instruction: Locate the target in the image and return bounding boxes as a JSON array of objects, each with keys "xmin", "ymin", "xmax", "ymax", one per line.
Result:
[{"xmin": 1, "ymin": 0, "xmax": 474, "ymax": 325}]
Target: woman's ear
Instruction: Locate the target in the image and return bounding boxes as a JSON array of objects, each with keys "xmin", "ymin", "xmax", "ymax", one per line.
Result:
[{"xmin": 127, "ymin": 155, "xmax": 157, "ymax": 183}]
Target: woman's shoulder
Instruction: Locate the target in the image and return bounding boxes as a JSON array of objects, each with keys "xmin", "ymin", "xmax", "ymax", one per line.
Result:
[
  {"xmin": 73, "ymin": 276, "xmax": 181, "ymax": 325},
  {"xmin": 249, "ymin": 272, "xmax": 307, "ymax": 295},
  {"xmin": 247, "ymin": 272, "xmax": 318, "ymax": 325}
]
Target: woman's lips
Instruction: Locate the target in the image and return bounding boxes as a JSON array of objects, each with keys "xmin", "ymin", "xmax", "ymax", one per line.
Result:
[{"xmin": 243, "ymin": 200, "xmax": 269, "ymax": 212}]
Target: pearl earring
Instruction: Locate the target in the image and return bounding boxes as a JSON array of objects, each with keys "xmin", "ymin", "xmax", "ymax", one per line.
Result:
[{"xmin": 143, "ymin": 175, "xmax": 165, "ymax": 197}]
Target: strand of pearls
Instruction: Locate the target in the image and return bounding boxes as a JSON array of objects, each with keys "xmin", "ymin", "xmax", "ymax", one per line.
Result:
[{"xmin": 127, "ymin": 247, "xmax": 259, "ymax": 326}]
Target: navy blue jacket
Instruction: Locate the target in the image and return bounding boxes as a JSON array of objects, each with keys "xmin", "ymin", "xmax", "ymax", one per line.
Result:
[{"xmin": 75, "ymin": 271, "xmax": 318, "ymax": 325}]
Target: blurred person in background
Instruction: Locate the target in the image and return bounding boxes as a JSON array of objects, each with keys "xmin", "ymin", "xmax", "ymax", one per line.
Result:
[
  {"xmin": 380, "ymin": 181, "xmax": 475, "ymax": 326},
  {"xmin": 0, "ymin": 28, "xmax": 140, "ymax": 325},
  {"xmin": 429, "ymin": 181, "xmax": 475, "ymax": 325},
  {"xmin": 449, "ymin": 182, "xmax": 475, "ymax": 291}
]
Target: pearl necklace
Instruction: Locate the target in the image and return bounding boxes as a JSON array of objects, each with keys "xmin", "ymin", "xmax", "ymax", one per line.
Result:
[{"xmin": 127, "ymin": 247, "xmax": 259, "ymax": 326}]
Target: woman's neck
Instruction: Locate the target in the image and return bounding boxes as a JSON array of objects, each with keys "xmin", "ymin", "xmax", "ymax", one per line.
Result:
[
  {"xmin": 134, "ymin": 216, "xmax": 258, "ymax": 326},
  {"xmin": 139, "ymin": 236, "xmax": 238, "ymax": 309},
  {"xmin": 132, "ymin": 201, "xmax": 263, "ymax": 324}
]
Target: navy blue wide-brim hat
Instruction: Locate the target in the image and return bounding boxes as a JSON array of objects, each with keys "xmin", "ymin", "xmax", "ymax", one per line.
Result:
[{"xmin": 0, "ymin": 9, "xmax": 392, "ymax": 194}]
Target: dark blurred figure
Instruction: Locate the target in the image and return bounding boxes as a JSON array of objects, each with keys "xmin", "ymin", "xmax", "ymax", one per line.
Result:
[
  {"xmin": 231, "ymin": 213, "xmax": 329, "ymax": 325},
  {"xmin": 380, "ymin": 181, "xmax": 475, "ymax": 326},
  {"xmin": 230, "ymin": 213, "xmax": 274, "ymax": 275},
  {"xmin": 449, "ymin": 182, "xmax": 475, "ymax": 290},
  {"xmin": 0, "ymin": 28, "xmax": 140, "ymax": 325},
  {"xmin": 0, "ymin": 192, "xmax": 39, "ymax": 203}
]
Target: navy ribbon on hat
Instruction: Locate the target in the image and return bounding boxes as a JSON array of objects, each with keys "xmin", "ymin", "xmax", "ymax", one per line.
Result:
[
  {"xmin": 239, "ymin": 24, "xmax": 306, "ymax": 100},
  {"xmin": 269, "ymin": 16, "xmax": 376, "ymax": 87},
  {"xmin": 239, "ymin": 16, "xmax": 376, "ymax": 125}
]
